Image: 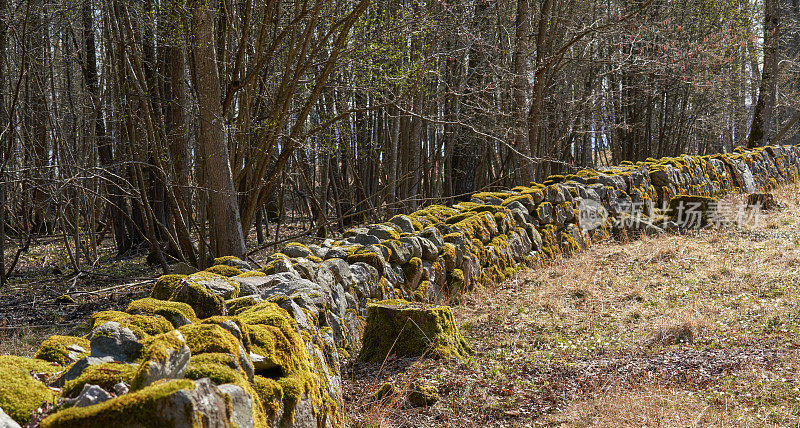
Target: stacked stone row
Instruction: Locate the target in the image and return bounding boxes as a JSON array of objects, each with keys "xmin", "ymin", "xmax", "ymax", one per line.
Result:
[{"xmin": 1, "ymin": 145, "xmax": 799, "ymax": 428}]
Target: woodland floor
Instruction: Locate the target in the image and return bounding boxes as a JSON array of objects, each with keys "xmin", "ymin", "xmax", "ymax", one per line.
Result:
[
  {"xmin": 344, "ymin": 183, "xmax": 800, "ymax": 427},
  {"xmin": 0, "ymin": 220, "xmax": 314, "ymax": 356}
]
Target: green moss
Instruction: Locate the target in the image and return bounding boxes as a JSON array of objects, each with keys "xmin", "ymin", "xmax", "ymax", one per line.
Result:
[
  {"xmin": 402, "ymin": 257, "xmax": 423, "ymax": 294},
  {"xmin": 40, "ymin": 379, "xmax": 196, "ymax": 428},
  {"xmin": 468, "ymin": 204, "xmax": 505, "ymax": 214},
  {"xmin": 201, "ymin": 316, "xmax": 252, "ymax": 351},
  {"xmin": 346, "ymin": 251, "xmax": 385, "ymax": 276},
  {"xmin": 254, "ymin": 375, "xmax": 283, "ymax": 420},
  {"xmin": 225, "ymin": 295, "xmax": 261, "ymax": 316},
  {"xmin": 409, "ymin": 205, "xmax": 458, "ymax": 224},
  {"xmin": 204, "ymin": 264, "xmax": 244, "ymax": 277},
  {"xmin": 185, "ymin": 357, "xmax": 245, "ymax": 385},
  {"xmin": 130, "ymin": 330, "xmax": 189, "ymax": 390},
  {"xmin": 447, "ymin": 269, "xmax": 465, "ymax": 294},
  {"xmin": 178, "ymin": 324, "xmax": 242, "ymax": 356},
  {"xmin": 55, "ymin": 294, "xmax": 76, "ymax": 304},
  {"xmin": 408, "ymin": 383, "xmax": 439, "ymax": 407},
  {"xmin": 62, "ymin": 362, "xmax": 138, "ymax": 398},
  {"xmin": 170, "ymin": 279, "xmax": 226, "ymax": 319},
  {"xmin": 247, "ymin": 324, "xmax": 308, "ymax": 376},
  {"xmin": 34, "ymin": 335, "xmax": 90, "ymax": 366},
  {"xmin": 277, "ymin": 370, "xmax": 321, "ymax": 424},
  {"xmin": 501, "ymin": 194, "xmax": 533, "ymax": 206},
  {"xmin": 91, "ymin": 311, "xmax": 174, "ymax": 339},
  {"xmin": 444, "ymin": 212, "xmax": 475, "ymax": 224},
  {"xmin": 237, "ymin": 301, "xmax": 295, "ymax": 330},
  {"xmin": 359, "ymin": 301, "xmax": 471, "ymax": 362},
  {"xmin": 441, "ymin": 243, "xmax": 457, "ymax": 271},
  {"xmin": 213, "ymin": 255, "xmax": 245, "ymax": 265},
  {"xmin": 150, "ymin": 274, "xmax": 186, "ymax": 300},
  {"xmin": 126, "ymin": 298, "xmax": 199, "ymax": 327},
  {"xmin": 0, "ymin": 361, "xmax": 58, "ymax": 424}
]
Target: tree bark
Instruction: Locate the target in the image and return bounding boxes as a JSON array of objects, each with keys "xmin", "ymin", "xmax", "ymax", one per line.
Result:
[
  {"xmin": 748, "ymin": 0, "xmax": 780, "ymax": 148},
  {"xmin": 189, "ymin": 0, "xmax": 246, "ymax": 257}
]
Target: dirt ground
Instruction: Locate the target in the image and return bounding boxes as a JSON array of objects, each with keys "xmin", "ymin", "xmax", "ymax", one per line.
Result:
[{"xmin": 343, "ymin": 183, "xmax": 800, "ymax": 427}]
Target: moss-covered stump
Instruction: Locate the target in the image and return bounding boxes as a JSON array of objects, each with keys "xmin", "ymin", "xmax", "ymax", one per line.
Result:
[
  {"xmin": 667, "ymin": 195, "xmax": 719, "ymax": 228},
  {"xmin": 746, "ymin": 192, "xmax": 780, "ymax": 210},
  {"xmin": 359, "ymin": 300, "xmax": 471, "ymax": 362}
]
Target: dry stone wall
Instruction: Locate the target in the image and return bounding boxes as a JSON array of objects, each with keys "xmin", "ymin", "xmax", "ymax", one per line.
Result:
[{"xmin": 2, "ymin": 145, "xmax": 799, "ymax": 428}]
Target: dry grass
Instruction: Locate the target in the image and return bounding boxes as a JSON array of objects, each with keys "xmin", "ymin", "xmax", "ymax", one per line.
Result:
[{"xmin": 344, "ymin": 183, "xmax": 800, "ymax": 427}]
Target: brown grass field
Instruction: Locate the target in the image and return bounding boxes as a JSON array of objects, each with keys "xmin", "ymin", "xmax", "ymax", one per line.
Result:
[{"xmin": 344, "ymin": 183, "xmax": 800, "ymax": 427}]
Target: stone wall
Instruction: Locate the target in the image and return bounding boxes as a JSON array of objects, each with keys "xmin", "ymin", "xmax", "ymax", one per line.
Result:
[{"xmin": 2, "ymin": 145, "xmax": 799, "ymax": 428}]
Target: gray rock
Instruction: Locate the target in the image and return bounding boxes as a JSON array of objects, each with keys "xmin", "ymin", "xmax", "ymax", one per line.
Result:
[
  {"xmin": 54, "ymin": 355, "xmax": 117, "ymax": 387},
  {"xmin": 350, "ymin": 233, "xmax": 381, "ymax": 246},
  {"xmin": 389, "ymin": 215, "xmax": 416, "ymax": 233},
  {"xmin": 382, "ymin": 239, "xmax": 412, "ymax": 264},
  {"xmin": 420, "ymin": 227, "xmax": 444, "ymax": 250},
  {"xmin": 504, "ymin": 200, "xmax": 527, "ymax": 213},
  {"xmin": 74, "ymin": 384, "xmax": 113, "ymax": 408},
  {"xmin": 281, "ymin": 244, "xmax": 313, "ymax": 258},
  {"xmin": 217, "ymin": 384, "xmax": 254, "ymax": 428},
  {"xmin": 185, "ymin": 274, "xmax": 238, "ymax": 299},
  {"xmin": 133, "ymin": 331, "xmax": 191, "ymax": 389},
  {"xmin": 232, "ymin": 277, "xmax": 263, "ymax": 296},
  {"xmin": 399, "ymin": 236, "xmax": 423, "ymax": 259},
  {"xmin": 417, "ymin": 237, "xmax": 439, "ymax": 261},
  {"xmin": 266, "ymin": 257, "xmax": 298, "ymax": 276},
  {"xmin": 89, "ymin": 321, "xmax": 143, "ymax": 362},
  {"xmin": 367, "ymin": 224, "xmax": 401, "ymax": 240},
  {"xmin": 323, "ymin": 247, "xmax": 348, "ymax": 260},
  {"xmin": 173, "ymin": 262, "xmax": 199, "ymax": 275},
  {"xmin": 113, "ymin": 382, "xmax": 129, "ymax": 396},
  {"xmin": 0, "ymin": 407, "xmax": 20, "ymax": 428},
  {"xmin": 321, "ymin": 258, "xmax": 353, "ymax": 288}
]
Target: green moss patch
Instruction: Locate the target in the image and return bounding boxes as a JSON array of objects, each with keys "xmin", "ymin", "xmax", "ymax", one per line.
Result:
[
  {"xmin": 62, "ymin": 362, "xmax": 138, "ymax": 398},
  {"xmin": 40, "ymin": 379, "xmax": 196, "ymax": 428},
  {"xmin": 91, "ymin": 311, "xmax": 174, "ymax": 339},
  {"xmin": 0, "ymin": 361, "xmax": 58, "ymax": 424},
  {"xmin": 34, "ymin": 336, "xmax": 90, "ymax": 366},
  {"xmin": 126, "ymin": 298, "xmax": 199, "ymax": 327}
]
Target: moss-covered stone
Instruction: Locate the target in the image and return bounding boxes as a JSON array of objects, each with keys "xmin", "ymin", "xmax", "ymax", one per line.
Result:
[
  {"xmin": 90, "ymin": 311, "xmax": 174, "ymax": 339},
  {"xmin": 225, "ymin": 295, "xmax": 262, "ymax": 316},
  {"xmin": 62, "ymin": 362, "xmax": 138, "ymax": 398},
  {"xmin": 170, "ymin": 280, "xmax": 225, "ymax": 319},
  {"xmin": 346, "ymin": 251, "xmax": 385, "ymax": 277},
  {"xmin": 178, "ymin": 324, "xmax": 242, "ymax": 357},
  {"xmin": 0, "ymin": 359, "xmax": 58, "ymax": 424},
  {"xmin": 34, "ymin": 335, "xmax": 91, "ymax": 366},
  {"xmin": 359, "ymin": 300, "xmax": 471, "ymax": 362},
  {"xmin": 234, "ymin": 270, "xmax": 268, "ymax": 278},
  {"xmin": 204, "ymin": 264, "xmax": 244, "ymax": 277},
  {"xmin": 150, "ymin": 274, "xmax": 186, "ymax": 300},
  {"xmin": 130, "ymin": 330, "xmax": 190, "ymax": 390},
  {"xmin": 126, "ymin": 298, "xmax": 198, "ymax": 328},
  {"xmin": 40, "ymin": 379, "xmax": 197, "ymax": 428}
]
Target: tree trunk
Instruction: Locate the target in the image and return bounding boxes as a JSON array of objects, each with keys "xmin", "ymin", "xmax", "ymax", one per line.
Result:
[
  {"xmin": 512, "ymin": 0, "xmax": 532, "ymax": 182},
  {"xmin": 189, "ymin": 0, "xmax": 246, "ymax": 257},
  {"xmin": 748, "ymin": 0, "xmax": 780, "ymax": 148}
]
